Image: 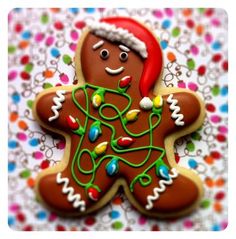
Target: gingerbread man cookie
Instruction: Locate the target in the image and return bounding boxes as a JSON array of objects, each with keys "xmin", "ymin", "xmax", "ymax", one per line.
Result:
[{"xmin": 33, "ymin": 17, "xmax": 205, "ymax": 218}]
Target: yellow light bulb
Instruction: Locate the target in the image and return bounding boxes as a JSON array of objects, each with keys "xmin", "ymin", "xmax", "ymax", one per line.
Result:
[
  {"xmin": 153, "ymin": 95, "xmax": 163, "ymax": 108},
  {"xmin": 94, "ymin": 141, "xmax": 108, "ymax": 155},
  {"xmin": 92, "ymin": 94, "xmax": 102, "ymax": 108},
  {"xmin": 125, "ymin": 109, "xmax": 140, "ymax": 122}
]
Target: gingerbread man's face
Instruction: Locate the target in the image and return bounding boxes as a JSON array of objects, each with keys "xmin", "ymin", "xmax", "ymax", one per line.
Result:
[{"xmin": 80, "ymin": 33, "xmax": 144, "ymax": 92}]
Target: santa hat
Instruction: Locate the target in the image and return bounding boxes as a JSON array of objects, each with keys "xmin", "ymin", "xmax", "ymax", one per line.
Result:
[{"xmin": 87, "ymin": 17, "xmax": 163, "ymax": 98}]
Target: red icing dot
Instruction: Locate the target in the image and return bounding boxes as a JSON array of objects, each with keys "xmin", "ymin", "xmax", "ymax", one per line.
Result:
[
  {"xmin": 215, "ymin": 191, "xmax": 225, "ymax": 200},
  {"xmin": 20, "ymin": 71, "xmax": 30, "ymax": 80},
  {"xmin": 23, "ymin": 225, "xmax": 33, "ymax": 231},
  {"xmin": 222, "ymin": 60, "xmax": 228, "ymax": 71},
  {"xmin": 56, "ymin": 141, "xmax": 65, "ymax": 150},
  {"xmin": 56, "ymin": 225, "xmax": 66, "ymax": 231},
  {"xmin": 75, "ymin": 21, "xmax": 86, "ymax": 29},
  {"xmin": 151, "ymin": 224, "xmax": 160, "ymax": 231},
  {"xmin": 112, "ymin": 196, "xmax": 123, "ymax": 205},
  {"xmin": 54, "ymin": 21, "xmax": 64, "ymax": 30},
  {"xmin": 197, "ymin": 65, "xmax": 206, "ymax": 76},
  {"xmin": 14, "ymin": 23, "xmax": 23, "ymax": 33},
  {"xmin": 40, "ymin": 160, "xmax": 50, "ymax": 169},
  {"xmin": 210, "ymin": 151, "xmax": 221, "ymax": 159},
  {"xmin": 186, "ymin": 19, "xmax": 195, "ymax": 28},
  {"xmin": 16, "ymin": 212, "xmax": 26, "ymax": 223},
  {"xmin": 81, "ymin": 227, "xmax": 89, "ymax": 231},
  {"xmin": 206, "ymin": 103, "xmax": 216, "ymax": 112},
  {"xmin": 125, "ymin": 227, "xmax": 132, "ymax": 231},
  {"xmin": 205, "ymin": 9, "xmax": 214, "ymax": 17},
  {"xmin": 85, "ymin": 217, "xmax": 96, "ymax": 226},
  {"xmin": 20, "ymin": 55, "xmax": 30, "ymax": 65},
  {"xmin": 216, "ymin": 134, "xmax": 226, "ymax": 142},
  {"xmin": 212, "ymin": 53, "xmax": 222, "ymax": 63},
  {"xmin": 183, "ymin": 219, "xmax": 194, "ymax": 228}
]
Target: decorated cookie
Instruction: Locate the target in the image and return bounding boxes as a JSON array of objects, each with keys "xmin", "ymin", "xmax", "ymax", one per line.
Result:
[{"xmin": 33, "ymin": 17, "xmax": 205, "ymax": 218}]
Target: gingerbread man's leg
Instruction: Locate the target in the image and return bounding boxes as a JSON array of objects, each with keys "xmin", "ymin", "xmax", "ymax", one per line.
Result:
[
  {"xmin": 36, "ymin": 143, "xmax": 119, "ymax": 214},
  {"xmin": 123, "ymin": 91, "xmax": 204, "ymax": 216},
  {"xmin": 127, "ymin": 163, "xmax": 201, "ymax": 216}
]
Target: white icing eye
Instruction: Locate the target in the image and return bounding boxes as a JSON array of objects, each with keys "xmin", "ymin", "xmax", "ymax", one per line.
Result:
[
  {"xmin": 100, "ymin": 49, "xmax": 109, "ymax": 60},
  {"xmin": 119, "ymin": 52, "xmax": 128, "ymax": 62}
]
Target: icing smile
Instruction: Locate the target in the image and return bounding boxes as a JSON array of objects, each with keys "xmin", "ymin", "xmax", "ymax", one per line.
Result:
[{"xmin": 105, "ymin": 66, "xmax": 124, "ymax": 75}]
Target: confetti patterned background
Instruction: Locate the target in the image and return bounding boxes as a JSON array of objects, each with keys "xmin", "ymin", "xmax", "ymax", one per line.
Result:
[{"xmin": 8, "ymin": 8, "xmax": 228, "ymax": 231}]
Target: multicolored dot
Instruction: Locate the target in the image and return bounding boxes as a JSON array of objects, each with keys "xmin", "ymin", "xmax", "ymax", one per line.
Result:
[
  {"xmin": 8, "ymin": 162, "xmax": 16, "ymax": 172},
  {"xmin": 109, "ymin": 210, "xmax": 120, "ymax": 219}
]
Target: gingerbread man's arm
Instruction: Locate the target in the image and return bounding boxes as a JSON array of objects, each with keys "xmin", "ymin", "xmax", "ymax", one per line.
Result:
[
  {"xmin": 33, "ymin": 86, "xmax": 87, "ymax": 133},
  {"xmin": 157, "ymin": 91, "xmax": 204, "ymax": 136}
]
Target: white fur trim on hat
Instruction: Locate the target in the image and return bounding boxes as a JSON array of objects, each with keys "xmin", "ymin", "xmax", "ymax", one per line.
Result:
[{"xmin": 87, "ymin": 21, "xmax": 148, "ymax": 58}]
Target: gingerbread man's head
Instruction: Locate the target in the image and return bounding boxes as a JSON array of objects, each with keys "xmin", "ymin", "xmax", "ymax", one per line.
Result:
[{"xmin": 75, "ymin": 17, "xmax": 163, "ymax": 102}]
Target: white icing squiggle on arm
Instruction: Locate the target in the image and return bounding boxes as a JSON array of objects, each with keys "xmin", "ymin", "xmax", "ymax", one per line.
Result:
[
  {"xmin": 145, "ymin": 168, "xmax": 178, "ymax": 210},
  {"xmin": 166, "ymin": 94, "xmax": 185, "ymax": 126},
  {"xmin": 56, "ymin": 173, "xmax": 86, "ymax": 212},
  {"xmin": 48, "ymin": 90, "xmax": 66, "ymax": 122}
]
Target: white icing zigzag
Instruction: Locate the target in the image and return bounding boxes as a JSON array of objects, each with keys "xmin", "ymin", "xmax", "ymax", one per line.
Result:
[
  {"xmin": 145, "ymin": 168, "xmax": 178, "ymax": 210},
  {"xmin": 166, "ymin": 94, "xmax": 185, "ymax": 126},
  {"xmin": 48, "ymin": 90, "xmax": 66, "ymax": 122},
  {"xmin": 56, "ymin": 173, "xmax": 86, "ymax": 212}
]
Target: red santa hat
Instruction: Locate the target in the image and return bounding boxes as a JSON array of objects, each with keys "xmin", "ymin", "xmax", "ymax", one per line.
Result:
[{"xmin": 87, "ymin": 17, "xmax": 163, "ymax": 99}]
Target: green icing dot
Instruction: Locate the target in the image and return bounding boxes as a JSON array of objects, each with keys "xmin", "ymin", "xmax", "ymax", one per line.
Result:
[
  {"xmin": 63, "ymin": 54, "xmax": 72, "ymax": 65},
  {"xmin": 198, "ymin": 8, "xmax": 205, "ymax": 14},
  {"xmin": 200, "ymin": 199, "xmax": 211, "ymax": 209},
  {"xmin": 187, "ymin": 58, "xmax": 195, "ymax": 70},
  {"xmin": 20, "ymin": 169, "xmax": 31, "ymax": 179},
  {"xmin": 24, "ymin": 63, "xmax": 34, "ymax": 73},
  {"xmin": 172, "ymin": 27, "xmax": 180, "ymax": 37},
  {"xmin": 211, "ymin": 85, "xmax": 220, "ymax": 96},
  {"xmin": 186, "ymin": 141, "xmax": 195, "ymax": 152},
  {"xmin": 112, "ymin": 221, "xmax": 123, "ymax": 230},
  {"xmin": 41, "ymin": 13, "xmax": 49, "ymax": 24},
  {"xmin": 43, "ymin": 82, "xmax": 53, "ymax": 89},
  {"xmin": 8, "ymin": 45, "xmax": 16, "ymax": 54},
  {"xmin": 191, "ymin": 132, "xmax": 201, "ymax": 141},
  {"xmin": 27, "ymin": 100, "xmax": 34, "ymax": 109}
]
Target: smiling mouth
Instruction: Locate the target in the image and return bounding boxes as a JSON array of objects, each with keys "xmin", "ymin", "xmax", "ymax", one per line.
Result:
[{"xmin": 105, "ymin": 66, "xmax": 124, "ymax": 75}]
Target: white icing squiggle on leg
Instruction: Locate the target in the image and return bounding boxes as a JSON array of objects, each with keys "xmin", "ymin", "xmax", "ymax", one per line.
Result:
[
  {"xmin": 145, "ymin": 168, "xmax": 178, "ymax": 210},
  {"xmin": 166, "ymin": 94, "xmax": 185, "ymax": 126},
  {"xmin": 48, "ymin": 90, "xmax": 66, "ymax": 122},
  {"xmin": 56, "ymin": 173, "xmax": 86, "ymax": 212}
]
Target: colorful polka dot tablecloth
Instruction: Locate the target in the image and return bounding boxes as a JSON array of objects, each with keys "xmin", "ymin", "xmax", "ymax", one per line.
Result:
[{"xmin": 8, "ymin": 8, "xmax": 228, "ymax": 231}]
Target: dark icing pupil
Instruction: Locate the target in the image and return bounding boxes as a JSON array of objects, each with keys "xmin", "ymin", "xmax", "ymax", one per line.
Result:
[
  {"xmin": 120, "ymin": 52, "xmax": 128, "ymax": 61},
  {"xmin": 102, "ymin": 51, "xmax": 107, "ymax": 57},
  {"xmin": 100, "ymin": 49, "xmax": 109, "ymax": 59}
]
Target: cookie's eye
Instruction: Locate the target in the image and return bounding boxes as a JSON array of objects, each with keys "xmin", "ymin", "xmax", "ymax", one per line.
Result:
[
  {"xmin": 119, "ymin": 52, "xmax": 128, "ymax": 62},
  {"xmin": 100, "ymin": 49, "xmax": 109, "ymax": 60}
]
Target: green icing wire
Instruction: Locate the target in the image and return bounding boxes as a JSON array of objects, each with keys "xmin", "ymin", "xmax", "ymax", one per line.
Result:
[{"xmin": 70, "ymin": 83, "xmax": 166, "ymax": 192}]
